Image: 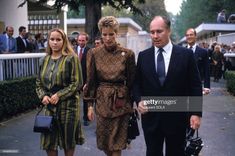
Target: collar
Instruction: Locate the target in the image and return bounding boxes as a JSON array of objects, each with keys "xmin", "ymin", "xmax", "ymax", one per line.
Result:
[
  {"xmin": 187, "ymin": 44, "xmax": 197, "ymax": 50},
  {"xmin": 154, "ymin": 41, "xmax": 173, "ymax": 54},
  {"xmin": 5, "ymin": 34, "xmax": 10, "ymax": 39}
]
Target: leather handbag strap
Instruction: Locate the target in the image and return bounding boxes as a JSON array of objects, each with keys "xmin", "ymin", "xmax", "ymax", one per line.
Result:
[
  {"xmin": 36, "ymin": 105, "xmax": 56, "ymax": 116},
  {"xmin": 36, "ymin": 106, "xmax": 44, "ymax": 116}
]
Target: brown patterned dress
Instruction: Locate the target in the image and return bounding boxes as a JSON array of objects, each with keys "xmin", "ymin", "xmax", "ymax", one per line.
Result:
[{"xmin": 84, "ymin": 44, "xmax": 136, "ymax": 151}]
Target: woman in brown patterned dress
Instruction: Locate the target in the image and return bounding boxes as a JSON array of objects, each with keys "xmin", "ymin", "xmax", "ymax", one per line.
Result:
[{"xmin": 84, "ymin": 16, "xmax": 136, "ymax": 156}]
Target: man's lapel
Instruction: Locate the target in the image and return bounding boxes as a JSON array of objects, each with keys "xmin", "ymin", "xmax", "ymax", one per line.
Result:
[
  {"xmin": 147, "ymin": 46, "xmax": 162, "ymax": 86},
  {"xmin": 164, "ymin": 45, "xmax": 179, "ymax": 84}
]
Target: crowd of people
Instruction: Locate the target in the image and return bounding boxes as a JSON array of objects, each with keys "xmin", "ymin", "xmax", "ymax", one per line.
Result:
[
  {"xmin": 196, "ymin": 41, "xmax": 235, "ymax": 82},
  {"xmin": 0, "ymin": 26, "xmax": 102, "ymax": 54},
  {"xmin": 0, "ymin": 26, "xmax": 47, "ymax": 54},
  {"xmin": 217, "ymin": 9, "xmax": 235, "ymax": 23},
  {"xmin": 2, "ymin": 14, "xmax": 235, "ymax": 156}
]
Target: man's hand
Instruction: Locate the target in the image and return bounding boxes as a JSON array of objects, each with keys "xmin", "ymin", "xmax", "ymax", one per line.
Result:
[
  {"xmin": 190, "ymin": 115, "xmax": 201, "ymax": 130},
  {"xmin": 203, "ymin": 88, "xmax": 210, "ymax": 95},
  {"xmin": 88, "ymin": 106, "xmax": 95, "ymax": 121},
  {"xmin": 137, "ymin": 101, "xmax": 148, "ymax": 114}
]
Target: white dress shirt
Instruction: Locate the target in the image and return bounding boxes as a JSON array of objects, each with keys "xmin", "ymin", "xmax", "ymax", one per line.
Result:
[
  {"xmin": 154, "ymin": 41, "xmax": 173, "ymax": 76},
  {"xmin": 187, "ymin": 44, "xmax": 197, "ymax": 53}
]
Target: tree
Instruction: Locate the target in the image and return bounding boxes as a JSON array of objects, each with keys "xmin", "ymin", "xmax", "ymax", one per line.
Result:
[
  {"xmin": 19, "ymin": 0, "xmax": 145, "ymax": 45},
  {"xmin": 131, "ymin": 0, "xmax": 168, "ymax": 32},
  {"xmin": 174, "ymin": 0, "xmax": 235, "ymax": 39},
  {"xmin": 102, "ymin": 0, "xmax": 168, "ymax": 32},
  {"xmin": 67, "ymin": 6, "xmax": 85, "ymax": 18}
]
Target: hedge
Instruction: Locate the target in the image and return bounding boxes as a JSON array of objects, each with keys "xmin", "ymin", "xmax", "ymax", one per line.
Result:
[
  {"xmin": 225, "ymin": 71, "xmax": 235, "ymax": 95},
  {"xmin": 0, "ymin": 77, "xmax": 40, "ymax": 121}
]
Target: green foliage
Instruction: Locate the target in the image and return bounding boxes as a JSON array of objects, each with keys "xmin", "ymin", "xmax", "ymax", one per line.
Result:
[
  {"xmin": 225, "ymin": 71, "xmax": 235, "ymax": 95},
  {"xmin": 0, "ymin": 77, "xmax": 40, "ymax": 121},
  {"xmin": 174, "ymin": 0, "xmax": 235, "ymax": 39},
  {"xmin": 67, "ymin": 5, "xmax": 85, "ymax": 18},
  {"xmin": 102, "ymin": 0, "xmax": 168, "ymax": 32}
]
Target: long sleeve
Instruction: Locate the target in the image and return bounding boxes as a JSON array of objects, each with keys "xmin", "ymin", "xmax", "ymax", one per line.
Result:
[
  {"xmin": 132, "ymin": 52, "xmax": 143, "ymax": 105},
  {"xmin": 83, "ymin": 49, "xmax": 97, "ymax": 106},
  {"xmin": 203, "ymin": 49, "xmax": 210, "ymax": 88},
  {"xmin": 56, "ymin": 56, "xmax": 82, "ymax": 100},
  {"xmin": 36, "ymin": 56, "xmax": 50, "ymax": 101},
  {"xmin": 188, "ymin": 51, "xmax": 203, "ymax": 117},
  {"xmin": 126, "ymin": 50, "xmax": 136, "ymax": 89}
]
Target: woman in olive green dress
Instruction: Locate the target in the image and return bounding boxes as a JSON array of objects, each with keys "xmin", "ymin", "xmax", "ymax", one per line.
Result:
[
  {"xmin": 36, "ymin": 28, "xmax": 84, "ymax": 156},
  {"xmin": 85, "ymin": 16, "xmax": 136, "ymax": 156}
]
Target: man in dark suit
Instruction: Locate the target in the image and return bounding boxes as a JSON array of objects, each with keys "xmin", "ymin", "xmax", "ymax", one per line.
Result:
[
  {"xmin": 133, "ymin": 16, "xmax": 202, "ymax": 156},
  {"xmin": 185, "ymin": 28, "xmax": 210, "ymax": 95},
  {"xmin": 76, "ymin": 32, "xmax": 90, "ymax": 126},
  {"xmin": 16, "ymin": 26, "xmax": 30, "ymax": 53}
]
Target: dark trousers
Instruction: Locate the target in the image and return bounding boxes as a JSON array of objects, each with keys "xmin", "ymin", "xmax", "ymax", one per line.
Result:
[
  {"xmin": 143, "ymin": 125, "xmax": 186, "ymax": 156},
  {"xmin": 83, "ymin": 100, "xmax": 89, "ymax": 121}
]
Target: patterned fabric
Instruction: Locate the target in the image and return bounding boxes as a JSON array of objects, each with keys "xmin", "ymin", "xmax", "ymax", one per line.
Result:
[
  {"xmin": 84, "ymin": 44, "xmax": 136, "ymax": 151},
  {"xmin": 96, "ymin": 114, "xmax": 130, "ymax": 151},
  {"xmin": 36, "ymin": 55, "xmax": 84, "ymax": 150}
]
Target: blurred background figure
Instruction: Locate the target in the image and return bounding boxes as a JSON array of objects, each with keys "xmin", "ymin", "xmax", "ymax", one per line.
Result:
[
  {"xmin": 217, "ymin": 9, "xmax": 226, "ymax": 23},
  {"xmin": 0, "ymin": 26, "xmax": 17, "ymax": 54},
  {"xmin": 76, "ymin": 32, "xmax": 91, "ymax": 126},
  {"xmin": 34, "ymin": 33, "xmax": 45, "ymax": 52},
  {"xmin": 16, "ymin": 26, "xmax": 30, "ymax": 53},
  {"xmin": 25, "ymin": 32, "xmax": 35, "ymax": 52},
  {"xmin": 212, "ymin": 45, "xmax": 224, "ymax": 82},
  {"xmin": 94, "ymin": 36, "xmax": 103, "ymax": 48}
]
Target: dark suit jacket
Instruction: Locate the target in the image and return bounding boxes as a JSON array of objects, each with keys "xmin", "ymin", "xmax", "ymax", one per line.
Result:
[
  {"xmin": 194, "ymin": 46, "xmax": 210, "ymax": 88},
  {"xmin": 133, "ymin": 45, "xmax": 202, "ymax": 133},
  {"xmin": 16, "ymin": 36, "xmax": 29, "ymax": 53},
  {"xmin": 78, "ymin": 46, "xmax": 90, "ymax": 84}
]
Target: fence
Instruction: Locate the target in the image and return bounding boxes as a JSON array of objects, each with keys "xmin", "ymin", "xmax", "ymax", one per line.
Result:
[
  {"xmin": 217, "ymin": 33, "xmax": 235, "ymax": 45},
  {"xmin": 0, "ymin": 53, "xmax": 46, "ymax": 81},
  {"xmin": 0, "ymin": 34, "xmax": 152, "ymax": 81}
]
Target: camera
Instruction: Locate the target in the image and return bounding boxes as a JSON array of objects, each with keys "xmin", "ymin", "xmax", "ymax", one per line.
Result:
[{"xmin": 185, "ymin": 129, "xmax": 203, "ymax": 156}]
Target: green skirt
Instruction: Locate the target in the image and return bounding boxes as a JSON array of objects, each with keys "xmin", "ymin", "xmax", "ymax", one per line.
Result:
[{"xmin": 40, "ymin": 100, "xmax": 84, "ymax": 150}]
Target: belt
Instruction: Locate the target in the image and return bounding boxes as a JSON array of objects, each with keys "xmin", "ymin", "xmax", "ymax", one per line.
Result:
[{"xmin": 99, "ymin": 81, "xmax": 126, "ymax": 86}]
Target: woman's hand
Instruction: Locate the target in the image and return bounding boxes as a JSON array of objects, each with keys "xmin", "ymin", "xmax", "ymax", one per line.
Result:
[
  {"xmin": 50, "ymin": 93, "xmax": 59, "ymax": 105},
  {"xmin": 88, "ymin": 106, "xmax": 95, "ymax": 121},
  {"xmin": 42, "ymin": 96, "xmax": 51, "ymax": 105}
]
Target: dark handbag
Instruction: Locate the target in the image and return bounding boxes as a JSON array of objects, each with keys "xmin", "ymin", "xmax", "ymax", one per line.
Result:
[
  {"xmin": 185, "ymin": 129, "xmax": 203, "ymax": 156},
  {"xmin": 33, "ymin": 106, "xmax": 55, "ymax": 133},
  {"xmin": 127, "ymin": 109, "xmax": 140, "ymax": 144}
]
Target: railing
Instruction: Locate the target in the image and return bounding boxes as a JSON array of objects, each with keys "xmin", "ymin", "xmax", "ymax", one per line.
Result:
[{"xmin": 0, "ymin": 53, "xmax": 46, "ymax": 81}]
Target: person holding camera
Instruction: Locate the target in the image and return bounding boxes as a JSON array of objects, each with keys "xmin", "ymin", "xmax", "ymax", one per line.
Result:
[
  {"xmin": 133, "ymin": 16, "xmax": 202, "ymax": 156},
  {"xmin": 36, "ymin": 28, "xmax": 84, "ymax": 156}
]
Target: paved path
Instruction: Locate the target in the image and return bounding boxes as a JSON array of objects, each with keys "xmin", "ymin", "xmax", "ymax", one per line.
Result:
[{"xmin": 0, "ymin": 79, "xmax": 235, "ymax": 156}]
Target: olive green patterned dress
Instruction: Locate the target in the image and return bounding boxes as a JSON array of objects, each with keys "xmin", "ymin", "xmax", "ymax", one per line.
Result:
[
  {"xmin": 36, "ymin": 54, "xmax": 84, "ymax": 150},
  {"xmin": 84, "ymin": 44, "xmax": 136, "ymax": 151}
]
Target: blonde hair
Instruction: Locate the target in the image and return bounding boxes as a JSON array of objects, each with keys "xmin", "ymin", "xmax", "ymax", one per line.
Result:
[
  {"xmin": 46, "ymin": 28, "xmax": 76, "ymax": 56},
  {"xmin": 98, "ymin": 16, "xmax": 120, "ymax": 33}
]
